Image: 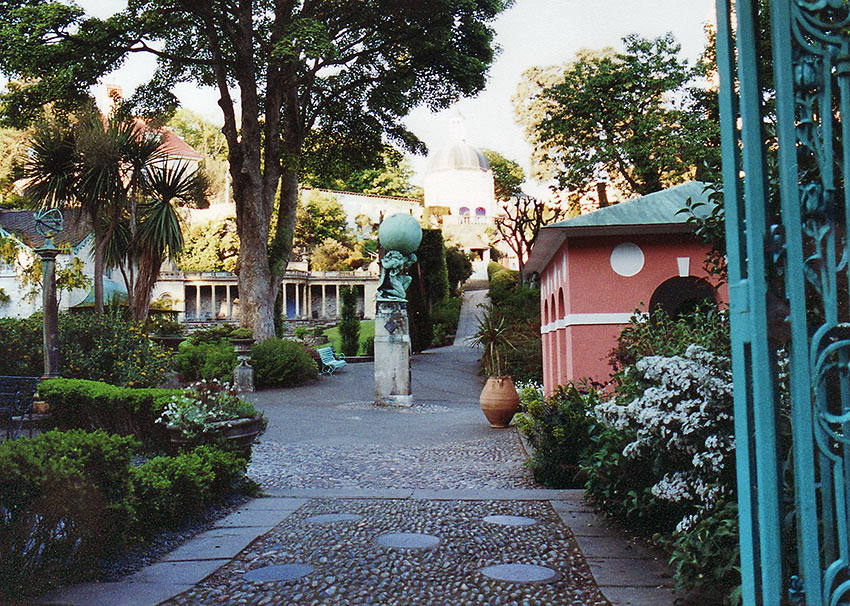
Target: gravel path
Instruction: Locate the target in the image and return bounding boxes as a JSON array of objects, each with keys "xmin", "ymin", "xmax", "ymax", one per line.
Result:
[{"xmin": 164, "ymin": 499, "xmax": 609, "ymax": 606}]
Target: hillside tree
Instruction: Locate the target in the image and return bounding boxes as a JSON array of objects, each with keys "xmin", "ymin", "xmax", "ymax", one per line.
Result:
[
  {"xmin": 0, "ymin": 0, "xmax": 509, "ymax": 339},
  {"xmin": 513, "ymin": 33, "xmax": 717, "ymax": 197},
  {"xmin": 482, "ymin": 149, "xmax": 524, "ymax": 201}
]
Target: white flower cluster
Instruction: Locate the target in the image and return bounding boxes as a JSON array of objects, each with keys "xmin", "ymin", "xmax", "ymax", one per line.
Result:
[{"xmin": 595, "ymin": 345, "xmax": 736, "ymax": 530}]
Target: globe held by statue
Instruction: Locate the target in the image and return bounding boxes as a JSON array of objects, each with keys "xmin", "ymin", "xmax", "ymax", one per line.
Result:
[{"xmin": 379, "ymin": 213, "xmax": 422, "ymax": 254}]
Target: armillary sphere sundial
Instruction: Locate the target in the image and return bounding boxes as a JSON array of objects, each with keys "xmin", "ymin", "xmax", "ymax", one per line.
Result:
[{"xmin": 34, "ymin": 208, "xmax": 64, "ymax": 248}]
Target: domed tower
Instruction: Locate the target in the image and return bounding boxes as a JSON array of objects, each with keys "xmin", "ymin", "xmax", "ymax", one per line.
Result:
[{"xmin": 423, "ymin": 114, "xmax": 496, "ymax": 219}]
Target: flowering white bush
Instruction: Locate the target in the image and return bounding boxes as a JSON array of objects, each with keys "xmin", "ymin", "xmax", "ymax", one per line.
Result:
[{"xmin": 594, "ymin": 345, "xmax": 735, "ymax": 532}]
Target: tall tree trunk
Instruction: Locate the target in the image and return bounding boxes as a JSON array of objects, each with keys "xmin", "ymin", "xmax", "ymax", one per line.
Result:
[
  {"xmin": 91, "ymin": 213, "xmax": 104, "ymax": 314},
  {"xmin": 133, "ymin": 247, "xmax": 160, "ymax": 325}
]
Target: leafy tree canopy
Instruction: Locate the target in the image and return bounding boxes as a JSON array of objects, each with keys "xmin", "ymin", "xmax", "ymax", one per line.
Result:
[
  {"xmin": 178, "ymin": 217, "xmax": 240, "ymax": 273},
  {"xmin": 0, "ymin": 127, "xmax": 28, "ymax": 206},
  {"xmin": 482, "ymin": 149, "xmax": 524, "ymax": 201},
  {"xmin": 513, "ymin": 33, "xmax": 718, "ymax": 197},
  {"xmin": 0, "ymin": 0, "xmax": 509, "ymax": 338},
  {"xmin": 302, "ymin": 147, "xmax": 422, "ymax": 199},
  {"xmin": 295, "ymin": 190, "xmax": 351, "ymax": 255}
]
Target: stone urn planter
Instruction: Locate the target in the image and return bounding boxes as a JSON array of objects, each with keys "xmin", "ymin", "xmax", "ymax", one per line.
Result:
[
  {"xmin": 150, "ymin": 334, "xmax": 185, "ymax": 352},
  {"xmin": 229, "ymin": 337, "xmax": 255, "ymax": 392},
  {"xmin": 168, "ymin": 415, "xmax": 265, "ymax": 454},
  {"xmin": 479, "ymin": 376, "xmax": 520, "ymax": 428}
]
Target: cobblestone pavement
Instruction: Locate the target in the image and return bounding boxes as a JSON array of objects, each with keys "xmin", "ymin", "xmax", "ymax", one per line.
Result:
[
  {"xmin": 164, "ymin": 499, "xmax": 609, "ymax": 606},
  {"xmin": 248, "ymin": 432, "xmax": 535, "ymax": 490}
]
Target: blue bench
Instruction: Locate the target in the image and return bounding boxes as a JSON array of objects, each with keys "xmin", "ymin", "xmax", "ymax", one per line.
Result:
[{"xmin": 317, "ymin": 346, "xmax": 347, "ymax": 375}]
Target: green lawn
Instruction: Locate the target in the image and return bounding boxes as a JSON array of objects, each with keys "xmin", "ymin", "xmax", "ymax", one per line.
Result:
[{"xmin": 323, "ymin": 320, "xmax": 375, "ymax": 355}]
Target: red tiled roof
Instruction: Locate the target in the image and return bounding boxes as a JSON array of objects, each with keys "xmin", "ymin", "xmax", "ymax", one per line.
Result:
[
  {"xmin": 158, "ymin": 127, "xmax": 203, "ymax": 161},
  {"xmin": 0, "ymin": 208, "xmax": 91, "ymax": 249}
]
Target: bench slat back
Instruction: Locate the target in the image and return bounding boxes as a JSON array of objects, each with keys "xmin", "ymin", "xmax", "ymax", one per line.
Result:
[{"xmin": 318, "ymin": 347, "xmax": 337, "ymax": 363}]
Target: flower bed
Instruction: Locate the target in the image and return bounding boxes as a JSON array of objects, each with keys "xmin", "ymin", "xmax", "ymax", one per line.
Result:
[{"xmin": 517, "ymin": 307, "xmax": 744, "ymax": 603}]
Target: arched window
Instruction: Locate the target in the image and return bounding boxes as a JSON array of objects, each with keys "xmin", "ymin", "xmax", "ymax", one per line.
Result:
[
  {"xmin": 649, "ymin": 277, "xmax": 716, "ymax": 318},
  {"xmin": 459, "ymin": 207, "xmax": 470, "ymax": 216},
  {"xmin": 475, "ymin": 207, "xmax": 486, "ymax": 216}
]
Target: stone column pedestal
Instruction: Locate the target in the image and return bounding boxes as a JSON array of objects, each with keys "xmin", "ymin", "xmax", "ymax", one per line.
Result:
[
  {"xmin": 374, "ymin": 300, "xmax": 412, "ymax": 407},
  {"xmin": 36, "ymin": 245, "xmax": 59, "ymax": 379}
]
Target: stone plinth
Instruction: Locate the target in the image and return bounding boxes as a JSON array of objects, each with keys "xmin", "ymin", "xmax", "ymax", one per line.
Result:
[{"xmin": 374, "ymin": 300, "xmax": 412, "ymax": 407}]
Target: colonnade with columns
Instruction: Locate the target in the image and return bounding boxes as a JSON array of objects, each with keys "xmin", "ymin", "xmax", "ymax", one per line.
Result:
[{"xmin": 176, "ymin": 272, "xmax": 376, "ymax": 323}]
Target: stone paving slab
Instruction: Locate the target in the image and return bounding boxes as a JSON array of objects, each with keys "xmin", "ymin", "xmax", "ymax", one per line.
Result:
[
  {"xmin": 127, "ymin": 559, "xmax": 231, "ymax": 584},
  {"xmin": 36, "ymin": 581, "xmax": 194, "ymax": 606},
  {"xmin": 573, "ymin": 535, "xmax": 658, "ymax": 560},
  {"xmin": 601, "ymin": 585, "xmax": 680, "ymax": 606},
  {"xmin": 586, "ymin": 556, "xmax": 675, "ymax": 588},
  {"xmin": 554, "ymin": 510, "xmax": 615, "ymax": 537},
  {"xmin": 265, "ymin": 487, "xmax": 416, "ymax": 499},
  {"xmin": 160, "ymin": 527, "xmax": 270, "ymax": 562},
  {"xmin": 236, "ymin": 496, "xmax": 308, "ymax": 511},
  {"xmin": 213, "ymin": 507, "xmax": 298, "ymax": 529}
]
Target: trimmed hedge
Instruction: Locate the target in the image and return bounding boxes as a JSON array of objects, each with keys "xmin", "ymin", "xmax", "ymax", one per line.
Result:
[
  {"xmin": 131, "ymin": 445, "xmax": 246, "ymax": 536},
  {"xmin": 0, "ymin": 429, "xmax": 248, "ymax": 599},
  {"xmin": 38, "ymin": 378, "xmax": 183, "ymax": 448},
  {"xmin": 0, "ymin": 430, "xmax": 138, "ymax": 596}
]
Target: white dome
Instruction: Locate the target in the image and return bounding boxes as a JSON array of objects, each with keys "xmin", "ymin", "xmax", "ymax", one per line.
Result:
[{"xmin": 426, "ymin": 140, "xmax": 491, "ymax": 174}]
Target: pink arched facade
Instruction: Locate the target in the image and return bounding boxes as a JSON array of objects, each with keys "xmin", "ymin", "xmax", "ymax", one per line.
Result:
[{"xmin": 538, "ymin": 232, "xmax": 726, "ymax": 394}]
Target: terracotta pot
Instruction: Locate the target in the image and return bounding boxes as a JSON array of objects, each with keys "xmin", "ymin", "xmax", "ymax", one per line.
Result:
[{"xmin": 479, "ymin": 376, "xmax": 520, "ymax": 428}]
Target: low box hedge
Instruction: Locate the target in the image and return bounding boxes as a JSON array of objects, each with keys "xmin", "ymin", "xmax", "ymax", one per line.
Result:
[
  {"xmin": 38, "ymin": 378, "xmax": 183, "ymax": 448},
  {"xmin": 0, "ymin": 429, "xmax": 248, "ymax": 599},
  {"xmin": 0, "ymin": 429, "xmax": 139, "ymax": 596}
]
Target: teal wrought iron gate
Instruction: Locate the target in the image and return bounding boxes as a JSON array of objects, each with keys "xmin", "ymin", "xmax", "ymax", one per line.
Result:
[{"xmin": 718, "ymin": 0, "xmax": 850, "ymax": 604}]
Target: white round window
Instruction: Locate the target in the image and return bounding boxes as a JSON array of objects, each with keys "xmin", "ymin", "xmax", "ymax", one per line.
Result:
[{"xmin": 610, "ymin": 242, "xmax": 645, "ymax": 277}]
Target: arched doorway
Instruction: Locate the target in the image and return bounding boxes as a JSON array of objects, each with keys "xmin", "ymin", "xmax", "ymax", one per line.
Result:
[{"xmin": 648, "ymin": 276, "xmax": 716, "ymax": 318}]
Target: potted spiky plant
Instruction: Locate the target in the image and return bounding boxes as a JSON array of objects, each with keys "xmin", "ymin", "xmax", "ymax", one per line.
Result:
[{"xmin": 470, "ymin": 305, "xmax": 519, "ymax": 428}]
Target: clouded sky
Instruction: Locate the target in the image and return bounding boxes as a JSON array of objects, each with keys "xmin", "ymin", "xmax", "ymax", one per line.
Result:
[{"xmin": 78, "ymin": 0, "xmax": 716, "ymax": 194}]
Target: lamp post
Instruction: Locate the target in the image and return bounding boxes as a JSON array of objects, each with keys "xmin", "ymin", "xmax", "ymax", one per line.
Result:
[{"xmin": 34, "ymin": 209, "xmax": 63, "ymax": 379}]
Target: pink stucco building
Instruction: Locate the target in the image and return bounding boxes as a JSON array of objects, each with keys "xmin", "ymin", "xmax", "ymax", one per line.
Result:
[{"xmin": 523, "ymin": 182, "xmax": 725, "ymax": 394}]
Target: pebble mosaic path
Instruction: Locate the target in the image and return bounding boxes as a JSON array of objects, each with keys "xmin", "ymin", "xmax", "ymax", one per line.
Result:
[{"xmin": 163, "ymin": 499, "xmax": 609, "ymax": 606}]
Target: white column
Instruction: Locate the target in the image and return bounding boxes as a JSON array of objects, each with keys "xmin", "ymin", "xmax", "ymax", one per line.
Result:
[
  {"xmin": 195, "ymin": 285, "xmax": 201, "ymax": 320},
  {"xmin": 295, "ymin": 284, "xmax": 300, "ymax": 317},
  {"xmin": 322, "ymin": 284, "xmax": 327, "ymax": 318},
  {"xmin": 307, "ymin": 284, "xmax": 312, "ymax": 319},
  {"xmin": 211, "ymin": 285, "xmax": 216, "ymax": 320},
  {"xmin": 226, "ymin": 285, "xmax": 232, "ymax": 319},
  {"xmin": 335, "ymin": 284, "xmax": 340, "ymax": 317}
]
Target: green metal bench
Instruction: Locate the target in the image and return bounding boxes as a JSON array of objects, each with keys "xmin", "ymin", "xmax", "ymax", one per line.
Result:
[{"xmin": 317, "ymin": 346, "xmax": 346, "ymax": 375}]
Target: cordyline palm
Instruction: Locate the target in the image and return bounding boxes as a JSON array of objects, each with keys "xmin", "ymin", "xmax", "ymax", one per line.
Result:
[
  {"xmin": 24, "ymin": 110, "xmax": 163, "ymax": 314},
  {"xmin": 130, "ymin": 161, "xmax": 197, "ymax": 324}
]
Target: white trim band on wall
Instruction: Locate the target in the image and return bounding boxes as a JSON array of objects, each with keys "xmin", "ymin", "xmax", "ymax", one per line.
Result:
[{"xmin": 540, "ymin": 312, "xmax": 646, "ymax": 333}]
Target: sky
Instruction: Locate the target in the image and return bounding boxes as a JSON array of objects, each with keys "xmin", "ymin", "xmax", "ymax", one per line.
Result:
[{"xmin": 77, "ymin": 0, "xmax": 716, "ymax": 195}]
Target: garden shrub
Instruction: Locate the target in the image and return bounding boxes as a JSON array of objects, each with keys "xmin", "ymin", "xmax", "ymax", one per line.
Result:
[
  {"xmin": 668, "ymin": 500, "xmax": 741, "ymax": 605},
  {"xmin": 174, "ymin": 339, "xmax": 237, "ymax": 382},
  {"xmin": 431, "ymin": 296, "xmax": 462, "ymax": 346},
  {"xmin": 187, "ymin": 323, "xmax": 239, "ymax": 344},
  {"xmin": 0, "ymin": 430, "xmax": 138, "ymax": 597},
  {"xmin": 362, "ymin": 335, "xmax": 375, "ymax": 356},
  {"xmin": 0, "ymin": 312, "xmax": 171, "ymax": 386},
  {"xmin": 339, "ymin": 286, "xmax": 360, "ymax": 357},
  {"xmin": 250, "ymin": 338, "xmax": 318, "ymax": 388},
  {"xmin": 131, "ymin": 445, "xmax": 247, "ymax": 535},
  {"xmin": 594, "ymin": 345, "xmax": 736, "ymax": 531},
  {"xmin": 38, "ymin": 378, "xmax": 183, "ymax": 448},
  {"xmin": 0, "ymin": 314, "xmax": 42, "ymax": 376},
  {"xmin": 514, "ymin": 382, "xmax": 598, "ymax": 488},
  {"xmin": 485, "ymin": 273, "xmax": 542, "ymax": 382}
]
